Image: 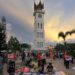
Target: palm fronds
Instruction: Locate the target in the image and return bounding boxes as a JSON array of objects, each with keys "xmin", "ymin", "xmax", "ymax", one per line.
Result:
[{"xmin": 58, "ymin": 32, "xmax": 66, "ymax": 41}]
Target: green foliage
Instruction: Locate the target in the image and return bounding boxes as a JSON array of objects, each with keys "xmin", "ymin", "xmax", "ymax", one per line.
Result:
[
  {"xmin": 58, "ymin": 29, "xmax": 75, "ymax": 42},
  {"xmin": 21, "ymin": 43, "xmax": 31, "ymax": 49},
  {"xmin": 55, "ymin": 43, "xmax": 65, "ymax": 52},
  {"xmin": 58, "ymin": 32, "xmax": 65, "ymax": 40},
  {"xmin": 58, "ymin": 31, "xmax": 70, "ymax": 41},
  {"xmin": 55, "ymin": 43, "xmax": 75, "ymax": 57},
  {"xmin": 66, "ymin": 43, "xmax": 75, "ymax": 57},
  {"xmin": 0, "ymin": 16, "xmax": 6, "ymax": 52},
  {"xmin": 7, "ymin": 36, "xmax": 21, "ymax": 52},
  {"xmin": 58, "ymin": 30, "xmax": 75, "ymax": 53}
]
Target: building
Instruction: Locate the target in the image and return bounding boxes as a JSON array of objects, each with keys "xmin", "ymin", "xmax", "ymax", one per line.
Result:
[{"xmin": 33, "ymin": 0, "xmax": 45, "ymax": 51}]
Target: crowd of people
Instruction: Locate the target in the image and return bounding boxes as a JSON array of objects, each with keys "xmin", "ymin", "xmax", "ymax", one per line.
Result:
[
  {"xmin": 0, "ymin": 51, "xmax": 74, "ymax": 75},
  {"xmin": 17, "ymin": 51, "xmax": 54, "ymax": 75},
  {"xmin": 19, "ymin": 51, "xmax": 74, "ymax": 74}
]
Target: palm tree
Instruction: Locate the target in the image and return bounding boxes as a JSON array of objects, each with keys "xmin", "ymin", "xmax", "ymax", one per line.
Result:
[
  {"xmin": 58, "ymin": 31, "xmax": 70, "ymax": 52},
  {"xmin": 58, "ymin": 32, "xmax": 66, "ymax": 42},
  {"xmin": 66, "ymin": 29, "xmax": 75, "ymax": 57},
  {"xmin": 58, "ymin": 30, "xmax": 72, "ymax": 42}
]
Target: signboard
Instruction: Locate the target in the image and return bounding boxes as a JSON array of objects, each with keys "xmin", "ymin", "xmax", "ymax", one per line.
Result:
[{"xmin": 8, "ymin": 53, "xmax": 16, "ymax": 59}]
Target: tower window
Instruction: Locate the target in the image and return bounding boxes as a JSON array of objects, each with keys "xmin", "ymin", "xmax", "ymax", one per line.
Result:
[
  {"xmin": 37, "ymin": 32, "xmax": 43, "ymax": 38},
  {"xmin": 38, "ymin": 23, "xmax": 39, "ymax": 28},
  {"xmin": 37, "ymin": 42, "xmax": 43, "ymax": 48},
  {"xmin": 37, "ymin": 32, "xmax": 39, "ymax": 37},
  {"xmin": 41, "ymin": 24, "xmax": 42, "ymax": 29}
]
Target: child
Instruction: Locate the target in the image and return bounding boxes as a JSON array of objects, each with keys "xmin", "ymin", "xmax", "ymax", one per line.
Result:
[{"xmin": 47, "ymin": 62, "xmax": 53, "ymax": 75}]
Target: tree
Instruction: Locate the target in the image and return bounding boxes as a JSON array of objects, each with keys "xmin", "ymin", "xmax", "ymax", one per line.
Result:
[
  {"xmin": 58, "ymin": 31, "xmax": 70, "ymax": 52},
  {"xmin": 58, "ymin": 32, "xmax": 66, "ymax": 41},
  {"xmin": 13, "ymin": 37, "xmax": 21, "ymax": 50},
  {"xmin": 66, "ymin": 29, "xmax": 75, "ymax": 57},
  {"xmin": 0, "ymin": 16, "xmax": 6, "ymax": 52},
  {"xmin": 58, "ymin": 30, "xmax": 75, "ymax": 56},
  {"xmin": 55, "ymin": 43, "xmax": 65, "ymax": 52},
  {"xmin": 21, "ymin": 43, "xmax": 31, "ymax": 51},
  {"xmin": 7, "ymin": 36, "xmax": 14, "ymax": 50},
  {"xmin": 58, "ymin": 31, "xmax": 71, "ymax": 42},
  {"xmin": 7, "ymin": 36, "xmax": 21, "ymax": 52}
]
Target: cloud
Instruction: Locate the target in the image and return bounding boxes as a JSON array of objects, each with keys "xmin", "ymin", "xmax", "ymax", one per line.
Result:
[
  {"xmin": 0, "ymin": 0, "xmax": 75, "ymax": 43},
  {"xmin": 45, "ymin": 14, "xmax": 62, "ymax": 42},
  {"xmin": 45, "ymin": 14, "xmax": 75, "ymax": 42},
  {"xmin": 60, "ymin": 16, "xmax": 75, "ymax": 40},
  {"xmin": 0, "ymin": 0, "xmax": 34, "ymax": 28},
  {"xmin": 6, "ymin": 23, "xmax": 23, "ymax": 42}
]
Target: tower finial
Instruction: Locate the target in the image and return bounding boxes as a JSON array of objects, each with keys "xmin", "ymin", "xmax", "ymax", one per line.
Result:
[{"xmin": 34, "ymin": 0, "xmax": 44, "ymax": 11}]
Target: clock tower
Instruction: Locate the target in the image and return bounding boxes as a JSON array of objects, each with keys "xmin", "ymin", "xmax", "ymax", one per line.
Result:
[{"xmin": 33, "ymin": 0, "xmax": 45, "ymax": 51}]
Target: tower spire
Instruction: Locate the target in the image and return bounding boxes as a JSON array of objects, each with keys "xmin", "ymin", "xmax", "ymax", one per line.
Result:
[{"xmin": 34, "ymin": 0, "xmax": 44, "ymax": 11}]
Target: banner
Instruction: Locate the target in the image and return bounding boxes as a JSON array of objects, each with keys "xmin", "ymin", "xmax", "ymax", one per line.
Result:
[{"xmin": 8, "ymin": 53, "xmax": 16, "ymax": 59}]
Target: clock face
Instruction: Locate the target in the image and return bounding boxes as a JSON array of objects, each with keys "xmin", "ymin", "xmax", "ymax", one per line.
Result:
[{"xmin": 38, "ymin": 14, "xmax": 42, "ymax": 18}]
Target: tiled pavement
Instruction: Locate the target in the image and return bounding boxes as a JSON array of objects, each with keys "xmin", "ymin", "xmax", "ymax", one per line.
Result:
[{"xmin": 52, "ymin": 59, "xmax": 75, "ymax": 75}]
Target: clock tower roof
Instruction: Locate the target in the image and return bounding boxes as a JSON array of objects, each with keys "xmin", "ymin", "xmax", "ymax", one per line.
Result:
[{"xmin": 34, "ymin": 0, "xmax": 44, "ymax": 11}]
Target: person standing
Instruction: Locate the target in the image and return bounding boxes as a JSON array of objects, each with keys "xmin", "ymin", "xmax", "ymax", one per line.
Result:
[
  {"xmin": 63, "ymin": 52, "xmax": 67, "ymax": 66},
  {"xmin": 65, "ymin": 55, "xmax": 70, "ymax": 69},
  {"xmin": 21, "ymin": 51, "xmax": 25, "ymax": 64},
  {"xmin": 50, "ymin": 51, "xmax": 53, "ymax": 62},
  {"xmin": 39, "ymin": 53, "xmax": 46, "ymax": 74},
  {"xmin": 37, "ymin": 52, "xmax": 41, "ymax": 67},
  {"xmin": 41, "ymin": 53, "xmax": 46, "ymax": 65}
]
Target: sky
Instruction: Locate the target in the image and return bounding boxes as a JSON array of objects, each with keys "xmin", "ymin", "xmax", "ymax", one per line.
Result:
[{"xmin": 0, "ymin": 0, "xmax": 75, "ymax": 44}]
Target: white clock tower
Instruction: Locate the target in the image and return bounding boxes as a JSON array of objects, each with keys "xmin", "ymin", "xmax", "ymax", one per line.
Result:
[{"xmin": 33, "ymin": 0, "xmax": 45, "ymax": 51}]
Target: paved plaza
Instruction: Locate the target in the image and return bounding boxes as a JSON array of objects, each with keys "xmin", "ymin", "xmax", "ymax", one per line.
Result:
[
  {"xmin": 52, "ymin": 59, "xmax": 75, "ymax": 75},
  {"xmin": 3, "ymin": 58, "xmax": 75, "ymax": 75}
]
